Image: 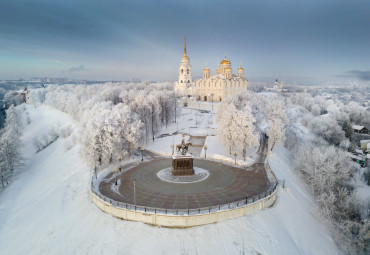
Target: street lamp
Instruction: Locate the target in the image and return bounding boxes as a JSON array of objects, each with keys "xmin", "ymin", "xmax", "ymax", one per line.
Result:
[
  {"xmin": 140, "ymin": 147, "xmax": 144, "ymax": 161},
  {"xmin": 233, "ymin": 151, "xmax": 238, "ymax": 164},
  {"xmin": 210, "ymin": 93, "xmax": 214, "ymax": 111},
  {"xmin": 171, "ymin": 144, "xmax": 174, "ymax": 155},
  {"xmin": 118, "ymin": 156, "xmax": 123, "ymax": 171},
  {"xmin": 204, "ymin": 145, "xmax": 208, "ymax": 159},
  {"xmin": 133, "ymin": 179, "xmax": 136, "ymax": 208},
  {"xmin": 113, "ymin": 168, "xmax": 118, "ymax": 185},
  {"xmin": 174, "ymin": 95, "xmax": 177, "ymax": 123}
]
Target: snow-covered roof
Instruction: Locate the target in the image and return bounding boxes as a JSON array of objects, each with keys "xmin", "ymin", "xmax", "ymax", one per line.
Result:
[
  {"xmin": 355, "ymin": 149, "xmax": 364, "ymax": 154},
  {"xmin": 352, "ymin": 124, "xmax": 365, "ymax": 130},
  {"xmin": 351, "ymin": 154, "xmax": 363, "ymax": 161},
  {"xmin": 208, "ymin": 74, "xmax": 243, "ymax": 81}
]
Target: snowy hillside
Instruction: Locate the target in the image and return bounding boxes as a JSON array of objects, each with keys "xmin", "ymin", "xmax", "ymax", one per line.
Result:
[{"xmin": 0, "ymin": 104, "xmax": 342, "ymax": 254}]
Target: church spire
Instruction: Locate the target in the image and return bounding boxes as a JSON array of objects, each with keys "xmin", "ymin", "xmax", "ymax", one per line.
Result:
[{"xmin": 184, "ymin": 35, "xmax": 187, "ymax": 56}]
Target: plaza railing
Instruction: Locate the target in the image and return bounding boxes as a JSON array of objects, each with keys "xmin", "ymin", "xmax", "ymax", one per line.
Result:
[{"xmin": 90, "ymin": 180, "xmax": 278, "ymax": 216}]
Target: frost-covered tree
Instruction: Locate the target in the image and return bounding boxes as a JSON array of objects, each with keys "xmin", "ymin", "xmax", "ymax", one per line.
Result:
[
  {"xmin": 217, "ymin": 100, "xmax": 259, "ymax": 156},
  {"xmin": 4, "ymin": 91, "xmax": 24, "ymax": 106},
  {"xmin": 342, "ymin": 120, "xmax": 353, "ymax": 139},
  {"xmin": 145, "ymin": 94, "xmax": 161, "ymax": 142},
  {"xmin": 39, "ymin": 82, "xmax": 177, "ymax": 169},
  {"xmin": 0, "ymin": 106, "xmax": 23, "ymax": 188},
  {"xmin": 237, "ymin": 105, "xmax": 259, "ymax": 160},
  {"xmin": 294, "ymin": 143, "xmax": 352, "ymax": 194},
  {"xmin": 265, "ymin": 99, "xmax": 288, "ymax": 151},
  {"xmin": 105, "ymin": 103, "xmax": 143, "ymax": 162}
]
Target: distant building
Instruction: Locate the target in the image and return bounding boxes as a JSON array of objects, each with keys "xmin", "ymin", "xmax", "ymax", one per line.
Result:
[
  {"xmin": 273, "ymin": 78, "xmax": 283, "ymax": 91},
  {"xmin": 360, "ymin": 140, "xmax": 370, "ymax": 153},
  {"xmin": 174, "ymin": 37, "xmax": 248, "ymax": 102},
  {"xmin": 353, "ymin": 125, "xmax": 369, "ymax": 134}
]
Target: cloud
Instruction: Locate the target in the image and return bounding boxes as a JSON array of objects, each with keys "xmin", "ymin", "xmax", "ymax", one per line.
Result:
[
  {"xmin": 343, "ymin": 70, "xmax": 370, "ymax": 81},
  {"xmin": 68, "ymin": 65, "xmax": 85, "ymax": 74}
]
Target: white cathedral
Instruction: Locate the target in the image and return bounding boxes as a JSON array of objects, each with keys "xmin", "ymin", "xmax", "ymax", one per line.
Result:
[{"xmin": 175, "ymin": 37, "xmax": 248, "ymax": 102}]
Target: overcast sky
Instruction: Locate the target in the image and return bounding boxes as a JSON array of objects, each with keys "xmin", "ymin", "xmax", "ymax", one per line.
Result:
[{"xmin": 0, "ymin": 0, "xmax": 369, "ymax": 82}]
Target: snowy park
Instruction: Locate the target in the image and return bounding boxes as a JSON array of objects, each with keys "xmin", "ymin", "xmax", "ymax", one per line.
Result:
[{"xmin": 1, "ymin": 81, "xmax": 368, "ymax": 254}]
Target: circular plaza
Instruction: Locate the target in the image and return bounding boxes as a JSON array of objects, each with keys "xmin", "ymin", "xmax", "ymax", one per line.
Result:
[
  {"xmin": 91, "ymin": 139, "xmax": 278, "ymax": 227},
  {"xmin": 98, "ymin": 157, "xmax": 273, "ymax": 210}
]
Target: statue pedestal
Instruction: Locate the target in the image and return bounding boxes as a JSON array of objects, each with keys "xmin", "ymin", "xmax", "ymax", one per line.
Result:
[{"xmin": 172, "ymin": 154, "xmax": 194, "ymax": 176}]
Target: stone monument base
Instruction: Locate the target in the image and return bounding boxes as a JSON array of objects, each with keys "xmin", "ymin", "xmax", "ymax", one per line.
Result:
[{"xmin": 172, "ymin": 155, "xmax": 194, "ymax": 176}]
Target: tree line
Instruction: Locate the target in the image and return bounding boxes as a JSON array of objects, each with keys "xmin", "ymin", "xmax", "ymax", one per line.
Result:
[
  {"xmin": 216, "ymin": 91, "xmax": 288, "ymax": 159},
  {"xmin": 0, "ymin": 106, "xmax": 23, "ymax": 188},
  {"xmin": 285, "ymin": 92, "xmax": 370, "ymax": 254},
  {"xmin": 30, "ymin": 82, "xmax": 176, "ymax": 171}
]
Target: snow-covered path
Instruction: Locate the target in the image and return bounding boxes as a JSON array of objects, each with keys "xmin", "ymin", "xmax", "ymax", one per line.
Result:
[{"xmin": 0, "ymin": 104, "xmax": 342, "ymax": 254}]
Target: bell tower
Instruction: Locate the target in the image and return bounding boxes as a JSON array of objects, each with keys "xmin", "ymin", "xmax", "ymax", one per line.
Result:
[{"xmin": 178, "ymin": 36, "xmax": 192, "ymax": 86}]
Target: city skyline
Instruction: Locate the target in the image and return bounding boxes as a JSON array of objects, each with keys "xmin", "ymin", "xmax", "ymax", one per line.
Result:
[{"xmin": 1, "ymin": 0, "xmax": 369, "ymax": 83}]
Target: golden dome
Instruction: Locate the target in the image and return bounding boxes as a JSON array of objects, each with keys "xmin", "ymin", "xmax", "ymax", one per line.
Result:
[
  {"xmin": 182, "ymin": 55, "xmax": 189, "ymax": 59},
  {"xmin": 225, "ymin": 67, "xmax": 232, "ymax": 70},
  {"xmin": 220, "ymin": 56, "xmax": 231, "ymax": 65},
  {"xmin": 203, "ymin": 68, "xmax": 210, "ymax": 71},
  {"xmin": 238, "ymin": 66, "xmax": 244, "ymax": 70}
]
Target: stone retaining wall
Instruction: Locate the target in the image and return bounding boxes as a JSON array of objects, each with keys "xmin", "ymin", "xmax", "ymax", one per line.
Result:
[{"xmin": 91, "ymin": 189, "xmax": 277, "ymax": 228}]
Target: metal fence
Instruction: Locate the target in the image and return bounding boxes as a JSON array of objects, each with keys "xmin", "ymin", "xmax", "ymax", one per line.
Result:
[{"xmin": 91, "ymin": 181, "xmax": 278, "ymax": 216}]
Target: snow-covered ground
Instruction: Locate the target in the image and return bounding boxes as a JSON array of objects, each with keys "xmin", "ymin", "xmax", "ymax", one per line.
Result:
[
  {"xmin": 0, "ymin": 104, "xmax": 342, "ymax": 254},
  {"xmin": 146, "ymin": 107, "xmax": 256, "ymax": 165}
]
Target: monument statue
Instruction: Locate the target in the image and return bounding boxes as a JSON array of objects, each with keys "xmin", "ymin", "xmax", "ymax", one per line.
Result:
[
  {"xmin": 172, "ymin": 135, "xmax": 194, "ymax": 176},
  {"xmin": 176, "ymin": 136, "xmax": 192, "ymax": 155}
]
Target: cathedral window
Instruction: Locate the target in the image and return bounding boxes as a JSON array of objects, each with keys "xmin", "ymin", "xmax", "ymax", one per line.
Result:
[
  {"xmin": 181, "ymin": 80, "xmax": 183, "ymax": 83},
  {"xmin": 187, "ymin": 69, "xmax": 189, "ymax": 74},
  {"xmin": 181, "ymin": 69, "xmax": 183, "ymax": 74},
  {"xmin": 188, "ymin": 80, "xmax": 190, "ymax": 83}
]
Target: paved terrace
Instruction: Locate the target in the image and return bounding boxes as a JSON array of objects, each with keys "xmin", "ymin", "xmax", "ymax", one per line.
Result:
[{"xmin": 99, "ymin": 140, "xmax": 272, "ymax": 210}]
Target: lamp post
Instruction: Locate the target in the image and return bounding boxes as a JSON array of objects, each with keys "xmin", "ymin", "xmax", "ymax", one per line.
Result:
[
  {"xmin": 211, "ymin": 93, "xmax": 214, "ymax": 111},
  {"xmin": 174, "ymin": 96, "xmax": 177, "ymax": 123},
  {"xmin": 171, "ymin": 144, "xmax": 174, "ymax": 155},
  {"xmin": 140, "ymin": 147, "xmax": 144, "ymax": 161},
  {"xmin": 118, "ymin": 156, "xmax": 122, "ymax": 171},
  {"xmin": 133, "ymin": 179, "xmax": 136, "ymax": 208},
  {"xmin": 233, "ymin": 151, "xmax": 238, "ymax": 164},
  {"xmin": 113, "ymin": 168, "xmax": 118, "ymax": 185},
  {"xmin": 204, "ymin": 145, "xmax": 208, "ymax": 159}
]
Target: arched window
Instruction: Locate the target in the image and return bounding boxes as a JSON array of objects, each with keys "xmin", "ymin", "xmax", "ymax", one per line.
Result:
[
  {"xmin": 187, "ymin": 69, "xmax": 189, "ymax": 74},
  {"xmin": 181, "ymin": 80, "xmax": 183, "ymax": 83},
  {"xmin": 187, "ymin": 80, "xmax": 190, "ymax": 83},
  {"xmin": 181, "ymin": 69, "xmax": 183, "ymax": 74}
]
